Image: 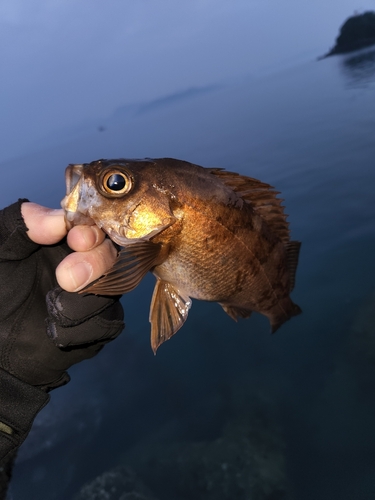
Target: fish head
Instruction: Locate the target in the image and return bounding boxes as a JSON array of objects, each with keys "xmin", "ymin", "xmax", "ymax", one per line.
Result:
[{"xmin": 61, "ymin": 159, "xmax": 176, "ymax": 245}]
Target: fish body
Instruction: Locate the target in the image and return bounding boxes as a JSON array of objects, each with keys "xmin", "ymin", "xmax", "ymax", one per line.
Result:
[{"xmin": 62, "ymin": 158, "xmax": 301, "ymax": 352}]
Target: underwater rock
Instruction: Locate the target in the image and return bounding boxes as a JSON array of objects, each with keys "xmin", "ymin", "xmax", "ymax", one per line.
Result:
[
  {"xmin": 125, "ymin": 409, "xmax": 288, "ymax": 500},
  {"xmin": 73, "ymin": 466, "xmax": 158, "ymax": 500},
  {"xmin": 302, "ymin": 291, "xmax": 375, "ymax": 497},
  {"xmin": 341, "ymin": 291, "xmax": 375, "ymax": 392},
  {"xmin": 311, "ymin": 290, "xmax": 375, "ymax": 452},
  {"xmin": 323, "ymin": 11, "xmax": 375, "ymax": 57},
  {"xmin": 322, "ymin": 291, "xmax": 375, "ymax": 397}
]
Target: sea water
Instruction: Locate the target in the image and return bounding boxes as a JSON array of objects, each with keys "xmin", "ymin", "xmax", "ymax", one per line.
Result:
[{"xmin": 3, "ymin": 47, "xmax": 375, "ymax": 499}]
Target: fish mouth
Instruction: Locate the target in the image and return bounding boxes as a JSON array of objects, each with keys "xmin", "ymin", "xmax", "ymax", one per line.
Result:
[
  {"xmin": 62, "ymin": 163, "xmax": 96, "ymax": 230},
  {"xmin": 65, "ymin": 163, "xmax": 84, "ymax": 195}
]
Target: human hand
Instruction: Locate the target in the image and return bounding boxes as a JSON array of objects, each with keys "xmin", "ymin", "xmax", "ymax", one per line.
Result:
[
  {"xmin": 0, "ymin": 199, "xmax": 124, "ymax": 464},
  {"xmin": 21, "ymin": 202, "xmax": 117, "ymax": 292},
  {"xmin": 0, "ymin": 199, "xmax": 124, "ymax": 392}
]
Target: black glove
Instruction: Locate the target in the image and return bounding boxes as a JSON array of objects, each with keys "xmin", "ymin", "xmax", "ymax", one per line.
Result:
[{"xmin": 0, "ymin": 199, "xmax": 124, "ymax": 464}]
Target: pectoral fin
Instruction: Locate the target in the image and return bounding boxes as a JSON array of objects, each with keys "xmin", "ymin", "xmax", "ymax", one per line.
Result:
[
  {"xmin": 80, "ymin": 240, "xmax": 162, "ymax": 295},
  {"xmin": 150, "ymin": 279, "xmax": 192, "ymax": 353}
]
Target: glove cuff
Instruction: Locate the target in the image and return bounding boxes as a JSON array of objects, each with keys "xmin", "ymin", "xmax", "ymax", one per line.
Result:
[{"xmin": 0, "ymin": 367, "xmax": 49, "ymax": 463}]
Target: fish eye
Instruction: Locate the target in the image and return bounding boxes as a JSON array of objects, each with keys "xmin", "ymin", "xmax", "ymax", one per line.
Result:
[
  {"xmin": 107, "ymin": 174, "xmax": 125, "ymax": 191},
  {"xmin": 101, "ymin": 170, "xmax": 132, "ymax": 196}
]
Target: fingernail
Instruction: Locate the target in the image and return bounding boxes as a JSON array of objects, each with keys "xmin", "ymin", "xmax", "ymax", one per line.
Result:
[
  {"xmin": 47, "ymin": 208, "xmax": 65, "ymax": 216},
  {"xmin": 69, "ymin": 261, "xmax": 93, "ymax": 291}
]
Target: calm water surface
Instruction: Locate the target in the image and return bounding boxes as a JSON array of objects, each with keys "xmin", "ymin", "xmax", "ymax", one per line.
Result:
[{"xmin": 3, "ymin": 49, "xmax": 375, "ymax": 499}]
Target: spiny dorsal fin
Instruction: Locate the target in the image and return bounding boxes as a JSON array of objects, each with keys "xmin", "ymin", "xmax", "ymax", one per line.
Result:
[
  {"xmin": 210, "ymin": 169, "xmax": 290, "ymax": 243},
  {"xmin": 285, "ymin": 240, "xmax": 301, "ymax": 291}
]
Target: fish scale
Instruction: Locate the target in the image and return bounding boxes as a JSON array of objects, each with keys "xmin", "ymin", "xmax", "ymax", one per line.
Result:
[{"xmin": 155, "ymin": 206, "xmax": 261, "ymax": 302}]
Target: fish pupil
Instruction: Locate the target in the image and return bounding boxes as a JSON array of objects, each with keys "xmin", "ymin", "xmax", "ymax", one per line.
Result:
[{"xmin": 106, "ymin": 174, "xmax": 126, "ymax": 191}]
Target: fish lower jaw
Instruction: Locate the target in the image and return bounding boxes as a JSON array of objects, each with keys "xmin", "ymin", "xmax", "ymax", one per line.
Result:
[{"xmin": 64, "ymin": 211, "xmax": 96, "ymax": 230}]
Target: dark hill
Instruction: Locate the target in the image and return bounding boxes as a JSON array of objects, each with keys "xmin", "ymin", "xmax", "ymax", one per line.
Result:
[{"xmin": 324, "ymin": 11, "xmax": 375, "ymax": 57}]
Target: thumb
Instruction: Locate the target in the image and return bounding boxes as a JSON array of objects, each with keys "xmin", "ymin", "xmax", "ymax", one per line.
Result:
[{"xmin": 21, "ymin": 202, "xmax": 67, "ymax": 245}]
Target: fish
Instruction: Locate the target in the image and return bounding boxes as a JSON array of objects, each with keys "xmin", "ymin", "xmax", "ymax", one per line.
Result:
[{"xmin": 61, "ymin": 157, "xmax": 301, "ymax": 352}]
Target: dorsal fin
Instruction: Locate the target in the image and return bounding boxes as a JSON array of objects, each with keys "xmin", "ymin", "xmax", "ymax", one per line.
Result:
[{"xmin": 210, "ymin": 169, "xmax": 290, "ymax": 243}]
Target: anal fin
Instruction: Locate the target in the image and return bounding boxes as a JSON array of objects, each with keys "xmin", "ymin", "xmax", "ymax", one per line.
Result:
[
  {"xmin": 150, "ymin": 279, "xmax": 192, "ymax": 353},
  {"xmin": 220, "ymin": 304, "xmax": 253, "ymax": 321},
  {"xmin": 80, "ymin": 240, "xmax": 162, "ymax": 296}
]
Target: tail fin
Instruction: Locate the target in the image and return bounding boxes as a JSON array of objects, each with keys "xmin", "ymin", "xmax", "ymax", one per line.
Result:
[
  {"xmin": 270, "ymin": 301, "xmax": 302, "ymax": 333},
  {"xmin": 285, "ymin": 240, "xmax": 301, "ymax": 291}
]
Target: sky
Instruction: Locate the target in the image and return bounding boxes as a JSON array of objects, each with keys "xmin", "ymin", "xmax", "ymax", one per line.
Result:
[{"xmin": 0, "ymin": 0, "xmax": 374, "ymax": 162}]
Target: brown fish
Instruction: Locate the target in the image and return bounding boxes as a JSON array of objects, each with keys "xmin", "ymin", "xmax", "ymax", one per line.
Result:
[{"xmin": 62, "ymin": 158, "xmax": 301, "ymax": 352}]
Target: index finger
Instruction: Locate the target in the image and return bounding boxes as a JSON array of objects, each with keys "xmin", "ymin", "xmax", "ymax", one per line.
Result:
[{"xmin": 67, "ymin": 225, "xmax": 106, "ymax": 252}]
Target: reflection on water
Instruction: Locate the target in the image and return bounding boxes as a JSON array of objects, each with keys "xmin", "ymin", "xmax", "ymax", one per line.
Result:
[
  {"xmin": 4, "ymin": 49, "xmax": 375, "ymax": 500},
  {"xmin": 341, "ymin": 48, "xmax": 375, "ymax": 87}
]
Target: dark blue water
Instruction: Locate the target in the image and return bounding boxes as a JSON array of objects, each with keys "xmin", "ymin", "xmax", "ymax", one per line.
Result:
[{"xmin": 3, "ymin": 48, "xmax": 375, "ymax": 499}]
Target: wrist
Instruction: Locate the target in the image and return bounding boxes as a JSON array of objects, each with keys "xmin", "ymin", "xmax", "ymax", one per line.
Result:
[{"xmin": 0, "ymin": 368, "xmax": 49, "ymax": 463}]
